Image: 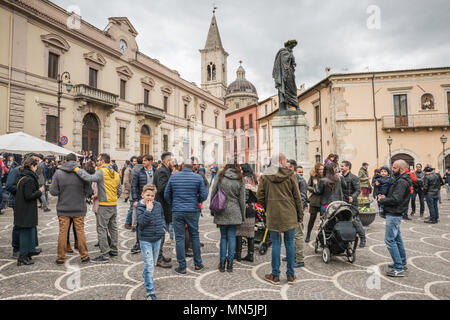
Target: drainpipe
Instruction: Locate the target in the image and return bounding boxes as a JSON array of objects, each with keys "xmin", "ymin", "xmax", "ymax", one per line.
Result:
[
  {"xmin": 6, "ymin": 13, "xmax": 14, "ymax": 133},
  {"xmin": 314, "ymin": 88, "xmax": 323, "ymax": 161},
  {"xmin": 371, "ymin": 74, "xmax": 379, "ymax": 167}
]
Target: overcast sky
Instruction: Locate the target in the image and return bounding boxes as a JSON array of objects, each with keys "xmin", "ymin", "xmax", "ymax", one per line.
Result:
[{"xmin": 54, "ymin": 0, "xmax": 450, "ymax": 100}]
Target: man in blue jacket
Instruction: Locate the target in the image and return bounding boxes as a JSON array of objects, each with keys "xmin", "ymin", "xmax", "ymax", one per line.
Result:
[{"xmin": 164, "ymin": 159, "xmax": 208, "ymax": 274}]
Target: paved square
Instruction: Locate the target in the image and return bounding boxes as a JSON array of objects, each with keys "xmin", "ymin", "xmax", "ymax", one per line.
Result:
[{"xmin": 0, "ymin": 195, "xmax": 449, "ymax": 300}]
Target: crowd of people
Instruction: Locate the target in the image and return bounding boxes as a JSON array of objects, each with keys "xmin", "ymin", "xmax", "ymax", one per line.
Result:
[{"xmin": 1, "ymin": 149, "xmax": 449, "ymax": 299}]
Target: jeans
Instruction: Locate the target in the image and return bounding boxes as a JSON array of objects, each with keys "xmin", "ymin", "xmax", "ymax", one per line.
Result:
[
  {"xmin": 210, "ymin": 174, "xmax": 216, "ymax": 187},
  {"xmin": 426, "ymin": 194, "xmax": 439, "ymax": 221},
  {"xmin": 140, "ymin": 239, "xmax": 161, "ymax": 296},
  {"xmin": 219, "ymin": 226, "xmax": 237, "ymax": 261},
  {"xmin": 172, "ymin": 211, "xmax": 202, "ymax": 270},
  {"xmin": 411, "ymin": 189, "xmax": 425, "ymax": 214},
  {"xmin": 40, "ymin": 191, "xmax": 48, "ymax": 209},
  {"xmin": 125, "ymin": 200, "xmax": 134, "ymax": 225},
  {"xmin": 270, "ymin": 228, "xmax": 295, "ymax": 276},
  {"xmin": 167, "ymin": 223, "xmax": 174, "ymax": 240},
  {"xmin": 385, "ymin": 215, "xmax": 407, "ymax": 271}
]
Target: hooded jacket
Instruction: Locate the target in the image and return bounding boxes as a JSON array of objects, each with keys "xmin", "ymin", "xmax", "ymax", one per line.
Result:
[
  {"xmin": 50, "ymin": 161, "xmax": 93, "ymax": 217},
  {"xmin": 379, "ymin": 172, "xmax": 412, "ymax": 216},
  {"xmin": 211, "ymin": 169, "xmax": 245, "ymax": 226},
  {"xmin": 74, "ymin": 163, "xmax": 122, "ymax": 206},
  {"xmin": 256, "ymin": 166, "xmax": 303, "ymax": 233},
  {"xmin": 14, "ymin": 168, "xmax": 42, "ymax": 228},
  {"xmin": 373, "ymin": 166, "xmax": 393, "ymax": 196}
]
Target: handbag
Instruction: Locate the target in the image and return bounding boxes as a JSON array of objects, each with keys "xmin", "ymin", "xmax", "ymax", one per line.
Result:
[{"xmin": 210, "ymin": 184, "xmax": 226, "ymax": 213}]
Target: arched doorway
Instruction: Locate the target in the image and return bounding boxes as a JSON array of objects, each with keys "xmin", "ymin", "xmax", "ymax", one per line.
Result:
[
  {"xmin": 391, "ymin": 153, "xmax": 414, "ymax": 170},
  {"xmin": 140, "ymin": 125, "xmax": 151, "ymax": 156},
  {"xmin": 82, "ymin": 113, "xmax": 99, "ymax": 156}
]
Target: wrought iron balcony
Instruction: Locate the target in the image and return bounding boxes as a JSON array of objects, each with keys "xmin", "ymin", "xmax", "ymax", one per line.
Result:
[
  {"xmin": 381, "ymin": 113, "xmax": 449, "ymax": 130},
  {"xmin": 135, "ymin": 103, "xmax": 165, "ymax": 120},
  {"xmin": 73, "ymin": 84, "xmax": 119, "ymax": 108}
]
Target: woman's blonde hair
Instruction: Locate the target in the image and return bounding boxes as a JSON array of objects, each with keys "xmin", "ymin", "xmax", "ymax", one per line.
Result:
[
  {"xmin": 310, "ymin": 162, "xmax": 324, "ymax": 177},
  {"xmin": 142, "ymin": 184, "xmax": 157, "ymax": 194}
]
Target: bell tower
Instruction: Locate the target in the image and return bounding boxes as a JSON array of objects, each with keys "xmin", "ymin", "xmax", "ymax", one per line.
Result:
[{"xmin": 199, "ymin": 9, "xmax": 228, "ymax": 99}]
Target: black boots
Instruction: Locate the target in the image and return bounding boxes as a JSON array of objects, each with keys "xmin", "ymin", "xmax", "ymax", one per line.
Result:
[
  {"xmin": 235, "ymin": 236, "xmax": 242, "ymax": 261},
  {"xmin": 226, "ymin": 258, "xmax": 233, "ymax": 272},
  {"xmin": 242, "ymin": 238, "xmax": 254, "ymax": 262},
  {"xmin": 17, "ymin": 254, "xmax": 34, "ymax": 266},
  {"xmin": 218, "ymin": 260, "xmax": 226, "ymax": 272},
  {"xmin": 305, "ymin": 232, "xmax": 311, "ymax": 243}
]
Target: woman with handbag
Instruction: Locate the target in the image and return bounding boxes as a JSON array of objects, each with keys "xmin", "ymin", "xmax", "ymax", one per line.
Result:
[
  {"xmin": 305, "ymin": 162, "xmax": 324, "ymax": 243},
  {"xmin": 210, "ymin": 163, "xmax": 245, "ymax": 273},
  {"xmin": 235, "ymin": 164, "xmax": 258, "ymax": 262}
]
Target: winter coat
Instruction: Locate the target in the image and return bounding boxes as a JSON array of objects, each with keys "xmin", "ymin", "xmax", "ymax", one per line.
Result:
[
  {"xmin": 307, "ymin": 175, "xmax": 321, "ymax": 208},
  {"xmin": 154, "ymin": 164, "xmax": 172, "ymax": 224},
  {"xmin": 423, "ymin": 173, "xmax": 441, "ymax": 196},
  {"xmin": 74, "ymin": 164, "xmax": 122, "ymax": 206},
  {"xmin": 413, "ymin": 170, "xmax": 425, "ymax": 190},
  {"xmin": 211, "ymin": 169, "xmax": 245, "ymax": 226},
  {"xmin": 136, "ymin": 200, "xmax": 166, "ymax": 243},
  {"xmin": 379, "ymin": 173, "xmax": 412, "ymax": 216},
  {"xmin": 164, "ymin": 168, "xmax": 208, "ymax": 213},
  {"xmin": 5, "ymin": 166, "xmax": 20, "ymax": 208},
  {"xmin": 317, "ymin": 176, "xmax": 347, "ymax": 206},
  {"xmin": 405, "ymin": 169, "xmax": 417, "ymax": 194},
  {"xmin": 342, "ymin": 171, "xmax": 361, "ymax": 207},
  {"xmin": 122, "ymin": 165, "xmax": 133, "ymax": 199},
  {"xmin": 14, "ymin": 168, "xmax": 42, "ymax": 228},
  {"xmin": 131, "ymin": 166, "xmax": 154, "ymax": 201},
  {"xmin": 256, "ymin": 166, "xmax": 303, "ymax": 233},
  {"xmin": 358, "ymin": 167, "xmax": 370, "ymax": 188},
  {"xmin": 49, "ymin": 161, "xmax": 93, "ymax": 217}
]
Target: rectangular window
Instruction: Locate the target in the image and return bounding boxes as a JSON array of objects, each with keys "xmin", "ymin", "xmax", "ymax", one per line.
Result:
[
  {"xmin": 265, "ymin": 104, "xmax": 268, "ymax": 115},
  {"xmin": 201, "ymin": 110, "xmax": 204, "ymax": 124},
  {"xmin": 89, "ymin": 68, "xmax": 98, "ymax": 88},
  {"xmin": 48, "ymin": 53, "xmax": 59, "ymax": 79},
  {"xmin": 215, "ymin": 115, "xmax": 218, "ymax": 129},
  {"xmin": 233, "ymin": 119, "xmax": 236, "ymax": 130},
  {"xmin": 144, "ymin": 89, "xmax": 149, "ymax": 105},
  {"xmin": 393, "ymin": 94, "xmax": 408, "ymax": 126},
  {"xmin": 249, "ymin": 114, "xmax": 253, "ymax": 128},
  {"xmin": 447, "ymin": 91, "xmax": 450, "ymax": 115},
  {"xmin": 184, "ymin": 104, "xmax": 188, "ymax": 119},
  {"xmin": 119, "ymin": 127, "xmax": 126, "ymax": 149},
  {"xmin": 235, "ymin": 103, "xmax": 239, "ymax": 109},
  {"xmin": 120, "ymin": 79, "xmax": 126, "ymax": 99},
  {"xmin": 314, "ymin": 105, "xmax": 320, "ymax": 126},
  {"xmin": 240, "ymin": 117, "xmax": 244, "ymax": 130},
  {"xmin": 164, "ymin": 96, "xmax": 168, "ymax": 112},
  {"xmin": 226, "ymin": 121, "xmax": 229, "ymax": 129},
  {"xmin": 46, "ymin": 115, "xmax": 58, "ymax": 143},
  {"xmin": 163, "ymin": 134, "xmax": 168, "ymax": 152}
]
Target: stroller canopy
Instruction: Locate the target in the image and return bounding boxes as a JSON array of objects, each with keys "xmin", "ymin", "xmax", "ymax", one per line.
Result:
[{"xmin": 324, "ymin": 201, "xmax": 354, "ymax": 222}]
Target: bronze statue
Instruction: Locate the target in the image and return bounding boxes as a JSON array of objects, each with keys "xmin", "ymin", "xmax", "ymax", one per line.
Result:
[{"xmin": 273, "ymin": 40, "xmax": 306, "ymax": 116}]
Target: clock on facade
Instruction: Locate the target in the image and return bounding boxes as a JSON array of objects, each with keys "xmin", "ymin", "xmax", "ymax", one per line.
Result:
[{"xmin": 119, "ymin": 39, "xmax": 127, "ymax": 54}]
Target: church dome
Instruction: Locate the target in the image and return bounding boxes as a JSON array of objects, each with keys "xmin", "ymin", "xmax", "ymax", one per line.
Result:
[{"xmin": 225, "ymin": 62, "xmax": 258, "ymax": 97}]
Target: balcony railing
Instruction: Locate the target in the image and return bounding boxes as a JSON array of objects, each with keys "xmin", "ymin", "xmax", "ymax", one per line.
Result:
[
  {"xmin": 73, "ymin": 84, "xmax": 119, "ymax": 108},
  {"xmin": 135, "ymin": 103, "xmax": 165, "ymax": 120},
  {"xmin": 381, "ymin": 113, "xmax": 449, "ymax": 130}
]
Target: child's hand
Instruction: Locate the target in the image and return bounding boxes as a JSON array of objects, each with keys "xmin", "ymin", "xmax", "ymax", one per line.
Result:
[
  {"xmin": 375, "ymin": 181, "xmax": 380, "ymax": 186},
  {"xmin": 146, "ymin": 200, "xmax": 154, "ymax": 211}
]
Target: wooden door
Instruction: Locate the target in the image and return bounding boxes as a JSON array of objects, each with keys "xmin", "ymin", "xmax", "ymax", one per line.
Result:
[
  {"xmin": 82, "ymin": 113, "xmax": 99, "ymax": 156},
  {"xmin": 140, "ymin": 125, "xmax": 151, "ymax": 156},
  {"xmin": 394, "ymin": 94, "xmax": 408, "ymax": 127}
]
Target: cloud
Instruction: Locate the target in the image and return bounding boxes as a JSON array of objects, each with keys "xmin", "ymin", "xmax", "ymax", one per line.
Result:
[{"xmin": 53, "ymin": 0, "xmax": 450, "ymax": 99}]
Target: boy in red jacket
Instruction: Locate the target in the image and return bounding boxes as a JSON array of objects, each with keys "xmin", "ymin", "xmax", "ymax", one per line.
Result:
[{"xmin": 403, "ymin": 168, "xmax": 417, "ymax": 220}]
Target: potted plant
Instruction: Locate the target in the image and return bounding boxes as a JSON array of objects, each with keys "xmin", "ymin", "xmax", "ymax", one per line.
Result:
[{"xmin": 357, "ymin": 197, "xmax": 377, "ymax": 227}]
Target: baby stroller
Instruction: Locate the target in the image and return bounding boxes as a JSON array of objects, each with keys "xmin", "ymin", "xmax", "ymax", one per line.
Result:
[
  {"xmin": 254, "ymin": 203, "xmax": 271, "ymax": 255},
  {"xmin": 314, "ymin": 201, "xmax": 359, "ymax": 264}
]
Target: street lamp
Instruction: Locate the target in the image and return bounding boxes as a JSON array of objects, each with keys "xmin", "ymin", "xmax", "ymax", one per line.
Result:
[
  {"xmin": 441, "ymin": 134, "xmax": 447, "ymax": 172},
  {"xmin": 387, "ymin": 136, "xmax": 393, "ymax": 166},
  {"xmin": 57, "ymin": 71, "xmax": 72, "ymax": 145}
]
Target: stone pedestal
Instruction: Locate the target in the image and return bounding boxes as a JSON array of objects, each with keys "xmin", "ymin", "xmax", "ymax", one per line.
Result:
[{"xmin": 272, "ymin": 113, "xmax": 312, "ymax": 175}]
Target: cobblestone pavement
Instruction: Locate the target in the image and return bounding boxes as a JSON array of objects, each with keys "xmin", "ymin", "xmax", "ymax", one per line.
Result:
[{"xmin": 0, "ymin": 193, "xmax": 449, "ymax": 300}]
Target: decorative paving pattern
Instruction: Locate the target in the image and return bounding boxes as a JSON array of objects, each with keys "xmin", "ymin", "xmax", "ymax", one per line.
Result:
[{"xmin": 0, "ymin": 194, "xmax": 449, "ymax": 300}]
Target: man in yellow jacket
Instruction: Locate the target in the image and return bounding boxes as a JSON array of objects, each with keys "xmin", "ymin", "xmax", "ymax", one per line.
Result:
[{"xmin": 74, "ymin": 153, "xmax": 122, "ymax": 263}]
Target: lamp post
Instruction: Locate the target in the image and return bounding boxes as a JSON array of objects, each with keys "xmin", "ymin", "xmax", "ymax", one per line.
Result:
[
  {"xmin": 57, "ymin": 71, "xmax": 72, "ymax": 145},
  {"xmin": 387, "ymin": 136, "xmax": 393, "ymax": 166},
  {"xmin": 441, "ymin": 134, "xmax": 447, "ymax": 172}
]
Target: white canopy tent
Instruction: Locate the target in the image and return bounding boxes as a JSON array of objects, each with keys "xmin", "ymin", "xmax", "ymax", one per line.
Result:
[{"xmin": 0, "ymin": 132, "xmax": 81, "ymax": 156}]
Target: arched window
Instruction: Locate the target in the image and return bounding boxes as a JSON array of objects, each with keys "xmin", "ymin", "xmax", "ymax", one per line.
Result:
[
  {"xmin": 207, "ymin": 65, "xmax": 211, "ymax": 81},
  {"xmin": 141, "ymin": 125, "xmax": 151, "ymax": 135},
  {"xmin": 212, "ymin": 64, "xmax": 216, "ymax": 80}
]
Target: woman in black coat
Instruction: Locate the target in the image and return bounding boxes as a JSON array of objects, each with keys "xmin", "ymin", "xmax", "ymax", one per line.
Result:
[{"xmin": 14, "ymin": 157, "xmax": 44, "ymax": 266}]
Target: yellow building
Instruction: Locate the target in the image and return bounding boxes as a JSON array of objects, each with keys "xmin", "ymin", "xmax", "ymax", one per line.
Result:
[
  {"xmin": 259, "ymin": 67, "xmax": 450, "ymax": 174},
  {"xmin": 0, "ymin": 0, "xmax": 227, "ymax": 164}
]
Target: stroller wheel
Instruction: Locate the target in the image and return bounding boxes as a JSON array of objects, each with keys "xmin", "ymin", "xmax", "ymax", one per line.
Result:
[
  {"xmin": 314, "ymin": 239, "xmax": 319, "ymax": 254},
  {"xmin": 259, "ymin": 243, "xmax": 268, "ymax": 255},
  {"xmin": 322, "ymin": 247, "xmax": 331, "ymax": 264}
]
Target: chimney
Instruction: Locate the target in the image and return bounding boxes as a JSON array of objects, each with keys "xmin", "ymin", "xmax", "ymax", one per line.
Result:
[{"xmin": 325, "ymin": 67, "xmax": 331, "ymax": 77}]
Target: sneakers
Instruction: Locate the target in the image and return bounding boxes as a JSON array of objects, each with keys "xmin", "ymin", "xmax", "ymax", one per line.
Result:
[
  {"xmin": 386, "ymin": 269, "xmax": 405, "ymax": 277},
  {"xmin": 388, "ymin": 264, "xmax": 408, "ymax": 271},
  {"xmin": 91, "ymin": 255, "xmax": 110, "ymax": 263},
  {"xmin": 294, "ymin": 262, "xmax": 305, "ymax": 268},
  {"xmin": 174, "ymin": 267, "xmax": 187, "ymax": 275},
  {"xmin": 156, "ymin": 260, "xmax": 172, "ymax": 268},
  {"xmin": 264, "ymin": 274, "xmax": 280, "ymax": 285},
  {"xmin": 131, "ymin": 243, "xmax": 141, "ymax": 254},
  {"xmin": 287, "ymin": 274, "xmax": 296, "ymax": 285},
  {"xmin": 43, "ymin": 208, "xmax": 51, "ymax": 212},
  {"xmin": 147, "ymin": 294, "xmax": 157, "ymax": 300},
  {"xmin": 195, "ymin": 264, "xmax": 205, "ymax": 271},
  {"xmin": 109, "ymin": 251, "xmax": 118, "ymax": 257},
  {"xmin": 424, "ymin": 220, "xmax": 437, "ymax": 224},
  {"xmin": 55, "ymin": 260, "xmax": 65, "ymax": 265},
  {"xmin": 81, "ymin": 257, "xmax": 90, "ymax": 263}
]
